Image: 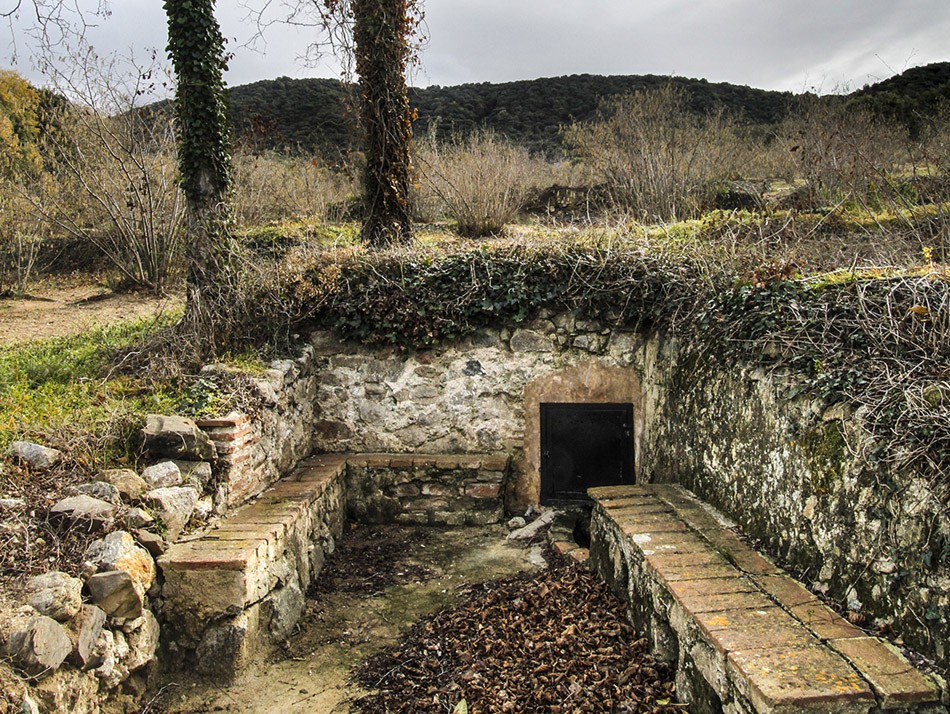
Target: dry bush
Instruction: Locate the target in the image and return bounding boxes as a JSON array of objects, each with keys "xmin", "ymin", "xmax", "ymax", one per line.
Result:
[
  {"xmin": 232, "ymin": 150, "xmax": 355, "ymax": 226},
  {"xmin": 776, "ymin": 96, "xmax": 909, "ymax": 209},
  {"xmin": 414, "ymin": 129, "xmax": 553, "ymax": 236},
  {"xmin": 564, "ymin": 85, "xmax": 747, "ymax": 222},
  {"xmin": 27, "ymin": 51, "xmax": 185, "ymax": 293}
]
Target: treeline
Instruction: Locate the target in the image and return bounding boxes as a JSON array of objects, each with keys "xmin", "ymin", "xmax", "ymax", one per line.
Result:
[{"xmin": 227, "ymin": 63, "xmax": 950, "ymax": 157}]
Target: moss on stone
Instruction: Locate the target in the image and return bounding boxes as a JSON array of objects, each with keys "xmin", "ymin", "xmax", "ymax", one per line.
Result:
[{"xmin": 799, "ymin": 421, "xmax": 847, "ymax": 495}]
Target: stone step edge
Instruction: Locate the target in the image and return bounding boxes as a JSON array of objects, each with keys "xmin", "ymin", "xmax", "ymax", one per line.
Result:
[
  {"xmin": 162, "ymin": 452, "xmax": 511, "ymax": 570},
  {"xmin": 589, "ymin": 484, "xmax": 947, "ymax": 711}
]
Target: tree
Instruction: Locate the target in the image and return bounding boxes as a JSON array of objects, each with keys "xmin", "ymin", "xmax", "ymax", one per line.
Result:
[
  {"xmin": 163, "ymin": 0, "xmax": 237, "ymax": 357},
  {"xmin": 349, "ymin": 0, "xmax": 415, "ymax": 245},
  {"xmin": 250, "ymin": 0, "xmax": 421, "ymax": 246}
]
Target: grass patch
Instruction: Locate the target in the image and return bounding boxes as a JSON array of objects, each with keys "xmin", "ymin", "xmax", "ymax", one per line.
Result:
[
  {"xmin": 0, "ymin": 310, "xmax": 264, "ymax": 468},
  {"xmin": 0, "ymin": 314, "xmax": 181, "ymax": 463}
]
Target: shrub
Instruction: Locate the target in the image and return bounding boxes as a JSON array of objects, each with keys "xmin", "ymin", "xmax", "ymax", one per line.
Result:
[
  {"xmin": 232, "ymin": 149, "xmax": 355, "ymax": 226},
  {"xmin": 27, "ymin": 52, "xmax": 186, "ymax": 294},
  {"xmin": 564, "ymin": 85, "xmax": 747, "ymax": 222},
  {"xmin": 414, "ymin": 129, "xmax": 552, "ymax": 236}
]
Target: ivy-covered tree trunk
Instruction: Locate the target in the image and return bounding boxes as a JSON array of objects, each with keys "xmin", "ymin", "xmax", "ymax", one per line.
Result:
[
  {"xmin": 164, "ymin": 0, "xmax": 236, "ymax": 357},
  {"xmin": 351, "ymin": 0, "xmax": 414, "ymax": 246}
]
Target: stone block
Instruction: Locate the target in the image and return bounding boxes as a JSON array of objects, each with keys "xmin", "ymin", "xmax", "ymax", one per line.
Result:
[
  {"xmin": 195, "ymin": 607, "xmax": 260, "ymax": 679},
  {"xmin": 464, "ymin": 482, "xmax": 501, "ymax": 499},
  {"xmin": 143, "ymin": 414, "xmax": 216, "ymax": 461}
]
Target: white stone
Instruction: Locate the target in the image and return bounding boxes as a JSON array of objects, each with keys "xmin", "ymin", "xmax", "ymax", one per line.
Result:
[{"xmin": 141, "ymin": 461, "xmax": 182, "ymax": 489}]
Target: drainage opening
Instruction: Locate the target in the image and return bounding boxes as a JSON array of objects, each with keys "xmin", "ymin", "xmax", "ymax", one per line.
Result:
[{"xmin": 540, "ymin": 402, "xmax": 635, "ymax": 506}]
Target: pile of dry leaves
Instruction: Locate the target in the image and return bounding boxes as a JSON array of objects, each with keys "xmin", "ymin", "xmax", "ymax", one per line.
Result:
[{"xmin": 353, "ymin": 560, "xmax": 684, "ymax": 713}]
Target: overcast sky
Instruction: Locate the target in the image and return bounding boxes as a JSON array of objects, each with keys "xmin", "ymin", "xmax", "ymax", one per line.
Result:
[{"xmin": 4, "ymin": 0, "xmax": 949, "ymax": 94}]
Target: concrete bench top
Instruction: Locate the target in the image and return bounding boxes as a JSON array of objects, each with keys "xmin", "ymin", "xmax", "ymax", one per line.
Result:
[{"xmin": 589, "ymin": 484, "xmax": 946, "ymax": 713}]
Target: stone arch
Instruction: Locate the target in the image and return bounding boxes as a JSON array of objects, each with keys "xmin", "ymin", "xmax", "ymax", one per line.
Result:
[{"xmin": 516, "ymin": 361, "xmax": 644, "ymax": 509}]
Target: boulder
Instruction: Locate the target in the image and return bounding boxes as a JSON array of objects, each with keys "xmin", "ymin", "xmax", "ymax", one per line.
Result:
[
  {"xmin": 72, "ymin": 481, "xmax": 121, "ymax": 505},
  {"xmin": 25, "ymin": 571, "xmax": 83, "ymax": 622},
  {"xmin": 84, "ymin": 531, "xmax": 155, "ymax": 598},
  {"xmin": 71, "ymin": 605, "xmax": 107, "ymax": 669},
  {"xmin": 142, "ymin": 414, "xmax": 216, "ymax": 461},
  {"xmin": 141, "ymin": 461, "xmax": 182, "ymax": 489},
  {"xmin": 142, "ymin": 486, "xmax": 199, "ymax": 540},
  {"xmin": 49, "ymin": 496, "xmax": 116, "ymax": 530},
  {"xmin": 5, "ymin": 615, "xmax": 72, "ymax": 678},
  {"xmin": 99, "ymin": 469, "xmax": 148, "ymax": 501},
  {"xmin": 8, "ymin": 441, "xmax": 63, "ymax": 471},
  {"xmin": 85, "ymin": 571, "xmax": 142, "ymax": 620}
]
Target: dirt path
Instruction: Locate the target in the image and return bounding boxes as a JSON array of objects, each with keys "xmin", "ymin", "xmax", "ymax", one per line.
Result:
[
  {"xmin": 0, "ymin": 281, "xmax": 182, "ymax": 344},
  {"xmin": 151, "ymin": 525, "xmax": 546, "ymax": 714}
]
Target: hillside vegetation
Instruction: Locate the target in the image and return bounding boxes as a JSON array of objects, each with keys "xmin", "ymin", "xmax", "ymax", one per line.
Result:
[{"xmin": 228, "ymin": 62, "xmax": 950, "ymax": 156}]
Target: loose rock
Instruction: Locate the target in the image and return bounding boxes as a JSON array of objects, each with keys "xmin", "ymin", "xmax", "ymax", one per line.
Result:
[
  {"xmin": 99, "ymin": 469, "xmax": 148, "ymax": 501},
  {"xmin": 5, "ymin": 615, "xmax": 73, "ymax": 678},
  {"xmin": 142, "ymin": 414, "xmax": 216, "ymax": 461},
  {"xmin": 71, "ymin": 605, "xmax": 107, "ymax": 669},
  {"xmin": 132, "ymin": 529, "xmax": 167, "ymax": 557},
  {"xmin": 141, "ymin": 461, "xmax": 182, "ymax": 489},
  {"xmin": 86, "ymin": 571, "xmax": 143, "ymax": 620},
  {"xmin": 173, "ymin": 460, "xmax": 213, "ymax": 490},
  {"xmin": 84, "ymin": 531, "xmax": 156, "ymax": 598},
  {"xmin": 73, "ymin": 481, "xmax": 121, "ymax": 505},
  {"xmin": 122, "ymin": 507, "xmax": 154, "ymax": 529},
  {"xmin": 142, "ymin": 486, "xmax": 199, "ymax": 540},
  {"xmin": 8, "ymin": 441, "xmax": 63, "ymax": 471},
  {"xmin": 49, "ymin": 495, "xmax": 116, "ymax": 530},
  {"xmin": 25, "ymin": 571, "xmax": 83, "ymax": 622}
]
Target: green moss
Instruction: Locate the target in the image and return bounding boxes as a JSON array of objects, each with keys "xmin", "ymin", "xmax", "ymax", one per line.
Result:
[{"xmin": 799, "ymin": 421, "xmax": 848, "ymax": 495}]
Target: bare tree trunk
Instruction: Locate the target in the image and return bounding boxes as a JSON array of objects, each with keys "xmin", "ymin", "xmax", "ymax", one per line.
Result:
[{"xmin": 352, "ymin": 0, "xmax": 414, "ymax": 246}]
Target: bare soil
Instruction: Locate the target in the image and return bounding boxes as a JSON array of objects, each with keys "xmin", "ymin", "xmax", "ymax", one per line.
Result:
[{"xmin": 0, "ymin": 278, "xmax": 181, "ymax": 344}]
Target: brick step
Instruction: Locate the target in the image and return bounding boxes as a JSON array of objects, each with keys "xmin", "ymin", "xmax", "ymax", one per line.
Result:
[{"xmin": 589, "ymin": 484, "xmax": 947, "ymax": 714}]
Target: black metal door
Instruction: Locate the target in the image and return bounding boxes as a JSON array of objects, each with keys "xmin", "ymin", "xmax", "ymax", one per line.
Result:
[{"xmin": 540, "ymin": 402, "xmax": 634, "ymax": 504}]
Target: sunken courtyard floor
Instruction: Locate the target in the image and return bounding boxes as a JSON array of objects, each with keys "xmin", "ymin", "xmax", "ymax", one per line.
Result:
[{"xmin": 152, "ymin": 524, "xmax": 682, "ymax": 713}]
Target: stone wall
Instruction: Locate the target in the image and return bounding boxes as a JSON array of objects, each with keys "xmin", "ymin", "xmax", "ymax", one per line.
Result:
[
  {"xmin": 644, "ymin": 338, "xmax": 950, "ymax": 671},
  {"xmin": 199, "ymin": 346, "xmax": 319, "ymax": 511},
  {"xmin": 344, "ymin": 454, "xmax": 509, "ymax": 526},
  {"xmin": 308, "ymin": 319, "xmax": 950, "ymax": 669},
  {"xmin": 310, "ymin": 318, "xmax": 644, "ymax": 511}
]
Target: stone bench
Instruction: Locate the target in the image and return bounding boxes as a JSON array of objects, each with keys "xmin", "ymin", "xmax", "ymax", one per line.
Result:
[
  {"xmin": 589, "ymin": 484, "xmax": 947, "ymax": 714},
  {"xmin": 157, "ymin": 452, "xmax": 509, "ymax": 677}
]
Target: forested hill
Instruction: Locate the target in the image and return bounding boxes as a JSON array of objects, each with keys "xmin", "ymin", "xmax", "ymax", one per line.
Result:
[
  {"xmin": 849, "ymin": 62, "xmax": 950, "ymax": 132},
  {"xmin": 227, "ymin": 63, "xmax": 950, "ymax": 157}
]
